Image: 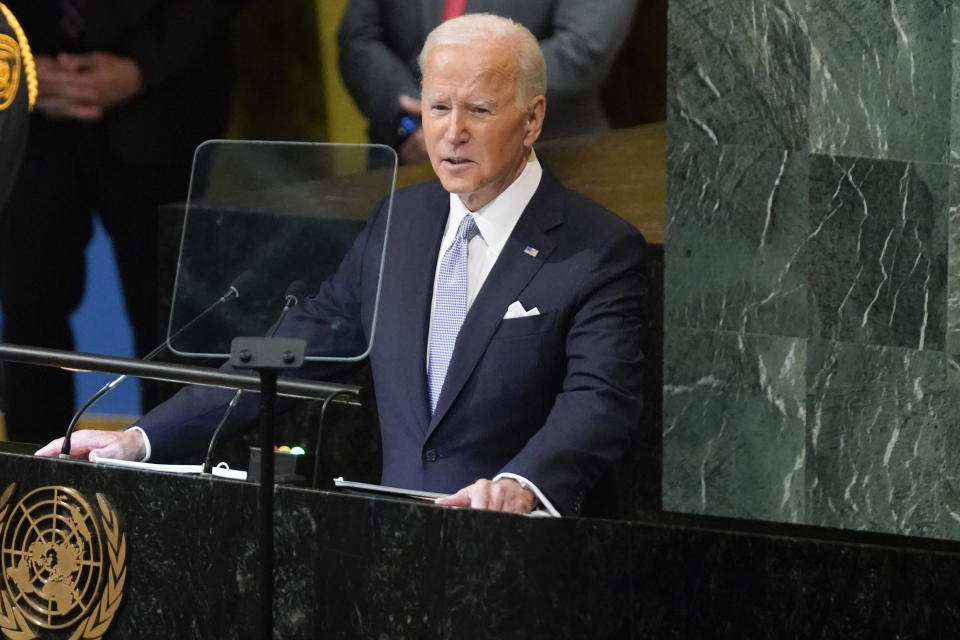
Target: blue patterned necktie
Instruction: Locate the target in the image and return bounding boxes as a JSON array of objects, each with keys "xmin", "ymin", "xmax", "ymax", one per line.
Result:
[{"xmin": 428, "ymin": 214, "xmax": 480, "ymax": 413}]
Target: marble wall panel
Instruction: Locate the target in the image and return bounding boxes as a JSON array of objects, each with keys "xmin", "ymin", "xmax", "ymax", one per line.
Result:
[
  {"xmin": 953, "ymin": 0, "xmax": 960, "ymax": 163},
  {"xmin": 808, "ymin": 0, "xmax": 952, "ymax": 163},
  {"xmin": 805, "ymin": 339, "xmax": 957, "ymax": 538},
  {"xmin": 805, "ymin": 155, "xmax": 948, "ymax": 350},
  {"xmin": 666, "ymin": 0, "xmax": 960, "ymax": 545},
  {"xmin": 665, "ymin": 143, "xmax": 810, "ymax": 336},
  {"xmin": 663, "ymin": 326, "xmax": 807, "ymax": 522},
  {"xmin": 667, "ymin": 0, "xmax": 809, "ymax": 149},
  {"xmin": 939, "ymin": 358, "xmax": 960, "ymax": 541},
  {"xmin": 947, "ymin": 167, "xmax": 960, "ymax": 353}
]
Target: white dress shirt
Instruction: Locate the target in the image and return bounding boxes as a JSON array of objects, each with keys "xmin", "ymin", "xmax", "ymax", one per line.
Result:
[{"xmin": 427, "ymin": 152, "xmax": 542, "ymax": 336}]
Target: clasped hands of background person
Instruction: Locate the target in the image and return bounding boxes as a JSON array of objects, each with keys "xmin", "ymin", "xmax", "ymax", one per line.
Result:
[{"xmin": 35, "ymin": 51, "xmax": 142, "ymax": 120}]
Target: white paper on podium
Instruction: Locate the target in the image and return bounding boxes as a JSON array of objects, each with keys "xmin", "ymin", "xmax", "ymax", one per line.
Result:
[
  {"xmin": 333, "ymin": 477, "xmax": 447, "ymax": 501},
  {"xmin": 93, "ymin": 457, "xmax": 247, "ymax": 480},
  {"xmin": 332, "ymin": 477, "xmax": 556, "ymax": 516}
]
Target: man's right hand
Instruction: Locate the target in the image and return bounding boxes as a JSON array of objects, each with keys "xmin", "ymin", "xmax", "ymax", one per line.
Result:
[{"xmin": 34, "ymin": 429, "xmax": 146, "ymax": 462}]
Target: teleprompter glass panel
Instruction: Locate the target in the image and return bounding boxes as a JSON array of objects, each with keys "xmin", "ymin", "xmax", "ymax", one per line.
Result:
[{"xmin": 167, "ymin": 141, "xmax": 397, "ymax": 361}]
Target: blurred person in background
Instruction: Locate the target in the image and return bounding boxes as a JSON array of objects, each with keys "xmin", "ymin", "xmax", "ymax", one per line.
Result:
[
  {"xmin": 338, "ymin": 0, "xmax": 638, "ymax": 166},
  {"xmin": 0, "ymin": 1, "xmax": 239, "ymax": 445}
]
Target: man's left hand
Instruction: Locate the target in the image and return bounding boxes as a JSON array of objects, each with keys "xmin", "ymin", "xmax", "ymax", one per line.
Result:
[{"xmin": 435, "ymin": 478, "xmax": 537, "ymax": 514}]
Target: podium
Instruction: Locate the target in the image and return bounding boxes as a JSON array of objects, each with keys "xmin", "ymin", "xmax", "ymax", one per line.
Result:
[{"xmin": 1, "ymin": 449, "xmax": 959, "ymax": 638}]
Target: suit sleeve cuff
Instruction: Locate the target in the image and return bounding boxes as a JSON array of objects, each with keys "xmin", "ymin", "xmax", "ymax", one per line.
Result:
[
  {"xmin": 494, "ymin": 472, "xmax": 561, "ymax": 517},
  {"xmin": 125, "ymin": 426, "xmax": 151, "ymax": 462}
]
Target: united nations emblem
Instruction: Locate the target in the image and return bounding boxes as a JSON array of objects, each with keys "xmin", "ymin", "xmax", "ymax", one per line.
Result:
[
  {"xmin": 0, "ymin": 484, "xmax": 127, "ymax": 640},
  {"xmin": 0, "ymin": 2, "xmax": 37, "ymax": 111},
  {"xmin": 0, "ymin": 33, "xmax": 19, "ymax": 111}
]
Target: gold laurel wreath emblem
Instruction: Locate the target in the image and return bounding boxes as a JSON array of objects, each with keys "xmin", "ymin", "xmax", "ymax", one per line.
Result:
[
  {"xmin": 0, "ymin": 485, "xmax": 127, "ymax": 640},
  {"xmin": 0, "ymin": 2, "xmax": 37, "ymax": 110},
  {"xmin": 0, "ymin": 32, "xmax": 19, "ymax": 111}
]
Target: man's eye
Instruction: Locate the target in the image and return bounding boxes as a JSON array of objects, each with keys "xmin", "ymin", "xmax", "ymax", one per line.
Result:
[{"xmin": 431, "ymin": 104, "xmax": 449, "ymax": 112}]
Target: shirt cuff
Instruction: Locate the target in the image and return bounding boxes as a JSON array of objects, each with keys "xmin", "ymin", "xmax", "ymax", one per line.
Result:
[
  {"xmin": 125, "ymin": 426, "xmax": 151, "ymax": 462},
  {"xmin": 493, "ymin": 472, "xmax": 561, "ymax": 517}
]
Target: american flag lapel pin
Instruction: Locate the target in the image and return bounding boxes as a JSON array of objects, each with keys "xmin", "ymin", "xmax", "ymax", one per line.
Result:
[{"xmin": 523, "ymin": 246, "xmax": 539, "ymax": 258}]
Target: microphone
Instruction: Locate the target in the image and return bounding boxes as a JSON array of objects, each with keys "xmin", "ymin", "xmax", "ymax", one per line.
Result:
[
  {"xmin": 280, "ymin": 280, "xmax": 309, "ymax": 312},
  {"xmin": 201, "ymin": 280, "xmax": 310, "ymax": 474},
  {"xmin": 60, "ymin": 271, "xmax": 257, "ymax": 458}
]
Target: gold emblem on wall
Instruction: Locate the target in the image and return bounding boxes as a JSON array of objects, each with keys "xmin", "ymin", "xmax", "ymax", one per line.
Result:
[
  {"xmin": 0, "ymin": 33, "xmax": 19, "ymax": 111},
  {"xmin": 0, "ymin": 484, "xmax": 127, "ymax": 640}
]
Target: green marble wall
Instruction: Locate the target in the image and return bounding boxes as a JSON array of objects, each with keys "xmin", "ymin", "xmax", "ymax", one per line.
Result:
[{"xmin": 665, "ymin": 0, "xmax": 960, "ymax": 540}]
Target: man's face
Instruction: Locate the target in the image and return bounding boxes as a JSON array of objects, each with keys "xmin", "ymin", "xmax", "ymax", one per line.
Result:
[{"xmin": 421, "ymin": 42, "xmax": 545, "ymax": 211}]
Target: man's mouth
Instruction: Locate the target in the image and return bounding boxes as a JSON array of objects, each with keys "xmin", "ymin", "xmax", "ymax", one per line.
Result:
[{"xmin": 443, "ymin": 157, "xmax": 472, "ymax": 165}]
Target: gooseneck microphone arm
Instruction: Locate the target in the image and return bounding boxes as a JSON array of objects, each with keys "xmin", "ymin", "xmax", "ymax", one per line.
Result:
[
  {"xmin": 311, "ymin": 389, "xmax": 356, "ymax": 489},
  {"xmin": 202, "ymin": 388, "xmax": 244, "ymax": 474},
  {"xmin": 59, "ymin": 271, "xmax": 256, "ymax": 458},
  {"xmin": 201, "ymin": 280, "xmax": 309, "ymax": 474}
]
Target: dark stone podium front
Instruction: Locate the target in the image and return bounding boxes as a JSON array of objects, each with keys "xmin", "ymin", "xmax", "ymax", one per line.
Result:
[{"xmin": 1, "ymin": 450, "xmax": 958, "ymax": 639}]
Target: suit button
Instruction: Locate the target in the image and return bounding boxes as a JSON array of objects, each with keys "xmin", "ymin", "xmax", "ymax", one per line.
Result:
[{"xmin": 424, "ymin": 449, "xmax": 438, "ymax": 462}]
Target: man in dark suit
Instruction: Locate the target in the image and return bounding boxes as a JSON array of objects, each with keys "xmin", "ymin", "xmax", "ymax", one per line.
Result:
[
  {"xmin": 338, "ymin": 0, "xmax": 639, "ymax": 165},
  {"xmin": 0, "ymin": 0, "xmax": 238, "ymax": 444},
  {"xmin": 39, "ymin": 14, "xmax": 646, "ymax": 516}
]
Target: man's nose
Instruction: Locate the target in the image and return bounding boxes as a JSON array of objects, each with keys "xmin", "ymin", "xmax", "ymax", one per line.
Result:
[{"xmin": 444, "ymin": 108, "xmax": 469, "ymax": 143}]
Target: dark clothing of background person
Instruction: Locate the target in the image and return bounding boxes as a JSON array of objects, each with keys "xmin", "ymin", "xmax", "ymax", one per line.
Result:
[
  {"xmin": 0, "ymin": 0, "xmax": 238, "ymax": 444},
  {"xmin": 337, "ymin": 0, "xmax": 638, "ymax": 158}
]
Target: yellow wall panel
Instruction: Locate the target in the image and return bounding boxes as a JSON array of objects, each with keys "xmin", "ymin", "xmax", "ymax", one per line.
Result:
[{"xmin": 317, "ymin": 0, "xmax": 369, "ymax": 144}]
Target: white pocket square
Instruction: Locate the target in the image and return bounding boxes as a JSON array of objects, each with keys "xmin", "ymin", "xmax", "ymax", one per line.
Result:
[{"xmin": 503, "ymin": 300, "xmax": 540, "ymax": 319}]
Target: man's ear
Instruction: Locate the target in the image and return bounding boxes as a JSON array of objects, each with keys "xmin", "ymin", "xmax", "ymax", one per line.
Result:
[{"xmin": 523, "ymin": 95, "xmax": 546, "ymax": 147}]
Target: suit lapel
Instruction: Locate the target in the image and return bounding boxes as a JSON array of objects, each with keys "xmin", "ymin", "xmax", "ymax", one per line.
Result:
[
  {"xmin": 384, "ymin": 182, "xmax": 449, "ymax": 433},
  {"xmin": 428, "ymin": 173, "xmax": 564, "ymax": 432}
]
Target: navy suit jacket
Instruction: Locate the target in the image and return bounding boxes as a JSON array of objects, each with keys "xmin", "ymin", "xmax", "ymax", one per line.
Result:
[{"xmin": 141, "ymin": 168, "xmax": 646, "ymax": 515}]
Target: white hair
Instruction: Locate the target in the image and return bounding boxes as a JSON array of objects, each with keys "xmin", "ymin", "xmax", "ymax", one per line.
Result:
[{"xmin": 418, "ymin": 13, "xmax": 547, "ymax": 107}]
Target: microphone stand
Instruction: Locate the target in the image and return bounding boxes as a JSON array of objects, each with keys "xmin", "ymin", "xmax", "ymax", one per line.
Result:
[
  {"xmin": 227, "ymin": 335, "xmax": 306, "ymax": 640},
  {"xmin": 202, "ymin": 281, "xmax": 307, "ymax": 475},
  {"xmin": 311, "ymin": 389, "xmax": 356, "ymax": 490},
  {"xmin": 202, "ymin": 388, "xmax": 242, "ymax": 475},
  {"xmin": 258, "ymin": 367, "xmax": 277, "ymax": 640}
]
